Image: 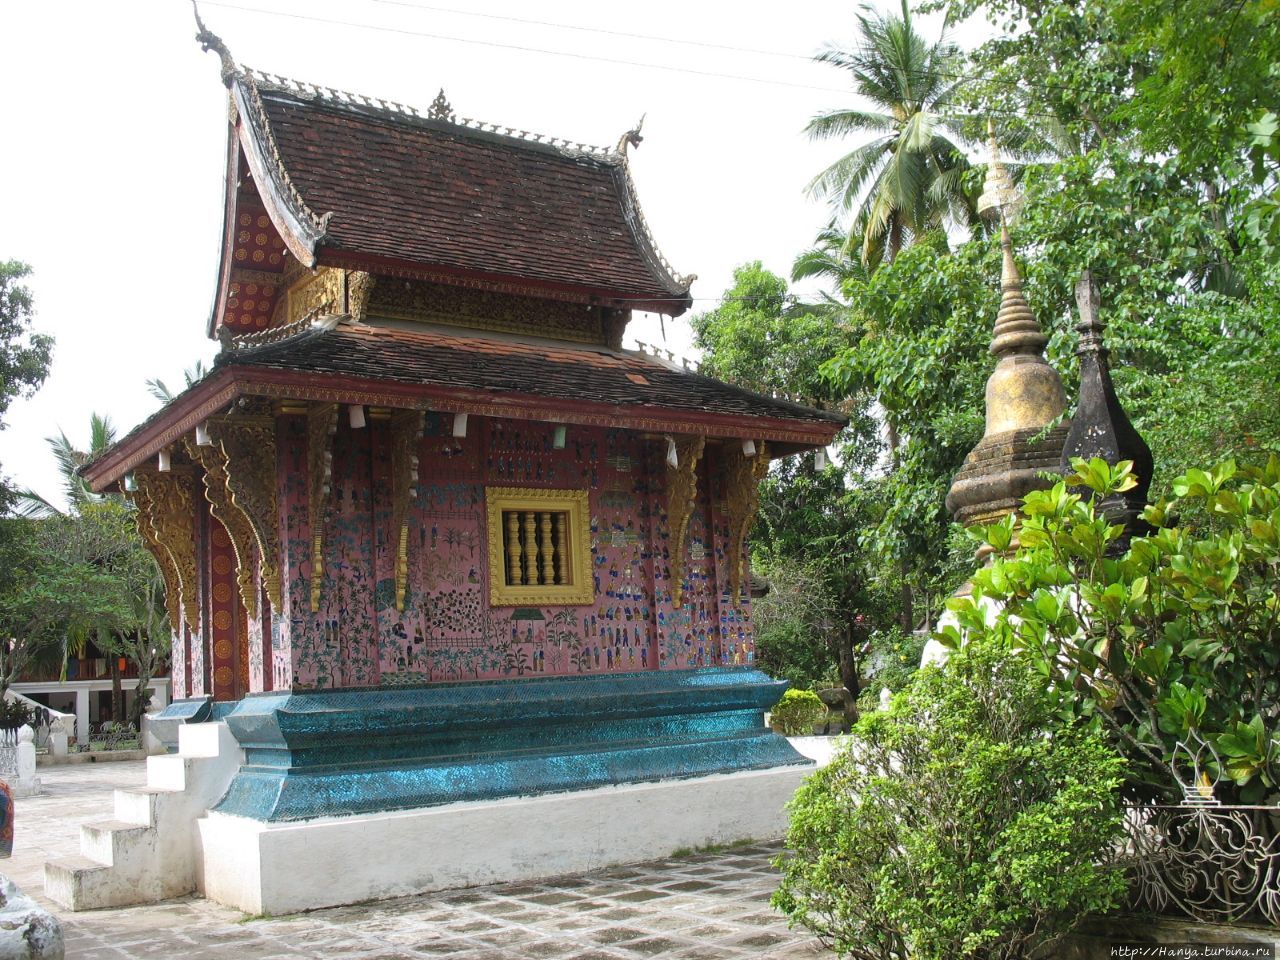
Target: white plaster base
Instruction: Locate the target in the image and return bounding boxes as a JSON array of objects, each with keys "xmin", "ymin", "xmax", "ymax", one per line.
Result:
[{"xmin": 197, "ymin": 764, "xmax": 815, "ymax": 916}]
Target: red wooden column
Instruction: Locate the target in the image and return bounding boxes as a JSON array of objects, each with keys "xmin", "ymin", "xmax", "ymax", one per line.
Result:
[{"xmin": 208, "ymin": 517, "xmax": 241, "ymax": 701}]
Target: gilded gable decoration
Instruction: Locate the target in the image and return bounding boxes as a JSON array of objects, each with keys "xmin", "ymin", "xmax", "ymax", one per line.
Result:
[
  {"xmin": 389, "ymin": 408, "xmax": 424, "ymax": 611},
  {"xmin": 187, "ymin": 435, "xmax": 262, "ymax": 617},
  {"xmin": 286, "ymin": 267, "xmax": 347, "ymax": 325},
  {"xmin": 307, "ymin": 402, "xmax": 338, "ymax": 611},
  {"xmin": 722, "ymin": 441, "xmax": 770, "ymax": 605},
  {"xmin": 665, "ymin": 434, "xmax": 705, "ymax": 607},
  {"xmin": 214, "ymin": 415, "xmax": 283, "ymax": 612},
  {"xmin": 134, "ymin": 467, "xmax": 201, "ymax": 633}
]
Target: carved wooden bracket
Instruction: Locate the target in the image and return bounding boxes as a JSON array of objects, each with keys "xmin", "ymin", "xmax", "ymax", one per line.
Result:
[
  {"xmin": 665, "ymin": 435, "xmax": 705, "ymax": 607},
  {"xmin": 213, "ymin": 415, "xmax": 282, "ymax": 613},
  {"xmin": 722, "ymin": 441, "xmax": 771, "ymax": 605},
  {"xmin": 307, "ymin": 403, "xmax": 338, "ymax": 611},
  {"xmin": 348, "ymin": 271, "xmax": 375, "ymax": 322},
  {"xmin": 127, "ymin": 485, "xmax": 185, "ymax": 635},
  {"xmin": 133, "ymin": 467, "xmax": 200, "ymax": 634},
  {"xmin": 187, "ymin": 437, "xmax": 261, "ymax": 618},
  {"xmin": 389, "ymin": 408, "xmax": 424, "ymax": 611}
]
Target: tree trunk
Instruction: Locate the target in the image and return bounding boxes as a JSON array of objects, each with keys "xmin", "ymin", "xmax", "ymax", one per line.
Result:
[
  {"xmin": 109, "ymin": 655, "xmax": 123, "ymax": 724},
  {"xmin": 835, "ymin": 625, "xmax": 861, "ymax": 730}
]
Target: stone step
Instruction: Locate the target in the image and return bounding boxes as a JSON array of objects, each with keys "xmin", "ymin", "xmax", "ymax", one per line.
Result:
[
  {"xmin": 43, "ymin": 719, "xmax": 245, "ymax": 912},
  {"xmin": 44, "ymin": 856, "xmax": 113, "ymax": 912},
  {"xmin": 113, "ymin": 786, "xmax": 163, "ymax": 826},
  {"xmin": 146, "ymin": 754, "xmax": 191, "ymax": 792},
  {"xmin": 80, "ymin": 820, "xmax": 154, "ymax": 868}
]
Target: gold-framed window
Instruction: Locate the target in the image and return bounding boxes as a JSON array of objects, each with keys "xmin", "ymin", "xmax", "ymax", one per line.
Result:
[{"xmin": 484, "ymin": 487, "xmax": 593, "ymax": 606}]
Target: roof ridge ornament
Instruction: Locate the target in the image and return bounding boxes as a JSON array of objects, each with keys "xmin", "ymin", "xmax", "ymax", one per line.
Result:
[
  {"xmin": 428, "ymin": 89, "xmax": 455, "ymax": 122},
  {"xmin": 192, "ymin": 0, "xmax": 238, "ymax": 86},
  {"xmin": 616, "ymin": 114, "xmax": 645, "ymax": 156}
]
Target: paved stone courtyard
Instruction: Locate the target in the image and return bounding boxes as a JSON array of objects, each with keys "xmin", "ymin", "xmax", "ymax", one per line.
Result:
[{"xmin": 16, "ymin": 760, "xmax": 827, "ymax": 959}]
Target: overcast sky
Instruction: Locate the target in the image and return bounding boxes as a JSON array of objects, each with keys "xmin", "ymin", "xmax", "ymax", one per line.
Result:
[{"xmin": 0, "ymin": 0, "xmax": 988, "ymax": 510}]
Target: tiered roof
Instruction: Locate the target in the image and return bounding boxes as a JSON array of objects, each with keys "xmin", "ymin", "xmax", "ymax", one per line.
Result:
[
  {"xmin": 215, "ymin": 70, "xmax": 692, "ymax": 335},
  {"xmin": 82, "ymin": 51, "xmax": 844, "ymax": 491}
]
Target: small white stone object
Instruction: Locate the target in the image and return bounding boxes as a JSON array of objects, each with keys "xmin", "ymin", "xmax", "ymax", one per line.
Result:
[
  {"xmin": 879, "ymin": 688, "xmax": 892, "ymax": 711},
  {"xmin": 47, "ymin": 720, "xmax": 67, "ymax": 758},
  {"xmin": 0, "ymin": 875, "xmax": 63, "ymax": 960}
]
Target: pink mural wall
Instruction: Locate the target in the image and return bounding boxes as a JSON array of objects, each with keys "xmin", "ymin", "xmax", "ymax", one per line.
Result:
[
  {"xmin": 171, "ymin": 622, "xmax": 189, "ymax": 701},
  {"xmin": 261, "ymin": 413, "xmax": 756, "ymax": 691}
]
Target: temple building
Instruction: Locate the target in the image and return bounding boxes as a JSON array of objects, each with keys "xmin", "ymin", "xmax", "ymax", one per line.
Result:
[{"xmin": 49, "ymin": 33, "xmax": 843, "ymax": 913}]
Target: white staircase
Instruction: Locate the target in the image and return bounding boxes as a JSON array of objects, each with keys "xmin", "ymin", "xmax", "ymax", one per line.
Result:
[{"xmin": 44, "ymin": 721, "xmax": 242, "ymax": 911}]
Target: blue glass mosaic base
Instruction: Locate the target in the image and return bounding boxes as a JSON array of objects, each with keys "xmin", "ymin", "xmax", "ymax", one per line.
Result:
[{"xmin": 214, "ymin": 667, "xmax": 803, "ymax": 822}]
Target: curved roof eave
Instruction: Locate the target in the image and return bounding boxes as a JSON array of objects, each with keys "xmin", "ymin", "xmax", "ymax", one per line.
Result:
[{"xmin": 231, "ymin": 75, "xmax": 330, "ymax": 269}]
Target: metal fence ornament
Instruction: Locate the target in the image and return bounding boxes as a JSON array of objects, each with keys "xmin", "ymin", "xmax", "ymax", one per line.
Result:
[{"xmin": 1122, "ymin": 730, "xmax": 1280, "ymax": 925}]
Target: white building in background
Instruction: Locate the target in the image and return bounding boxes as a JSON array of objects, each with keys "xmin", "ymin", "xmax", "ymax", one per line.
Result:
[{"xmin": 13, "ymin": 655, "xmax": 170, "ymax": 743}]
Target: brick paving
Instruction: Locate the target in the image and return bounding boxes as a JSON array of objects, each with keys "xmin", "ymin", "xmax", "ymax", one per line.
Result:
[{"xmin": 16, "ymin": 760, "xmax": 827, "ymax": 960}]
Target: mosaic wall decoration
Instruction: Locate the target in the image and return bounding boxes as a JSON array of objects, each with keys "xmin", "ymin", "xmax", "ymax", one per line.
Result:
[
  {"xmin": 260, "ymin": 411, "xmax": 759, "ymax": 691},
  {"xmin": 171, "ymin": 622, "xmax": 189, "ymax": 701},
  {"xmin": 188, "ymin": 615, "xmax": 207, "ymax": 699},
  {"xmin": 653, "ymin": 455, "xmax": 717, "ymax": 670},
  {"xmin": 245, "ymin": 553, "xmax": 270, "ymax": 693}
]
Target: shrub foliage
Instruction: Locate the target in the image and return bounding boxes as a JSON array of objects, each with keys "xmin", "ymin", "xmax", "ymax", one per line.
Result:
[
  {"xmin": 770, "ymin": 688, "xmax": 828, "ymax": 736},
  {"xmin": 773, "ymin": 642, "xmax": 1126, "ymax": 960},
  {"xmin": 941, "ymin": 456, "xmax": 1280, "ymax": 803}
]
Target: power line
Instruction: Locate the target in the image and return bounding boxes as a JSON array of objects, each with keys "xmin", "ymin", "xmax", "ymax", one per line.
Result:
[
  {"xmin": 364, "ymin": 0, "xmax": 813, "ymax": 62},
  {"xmin": 200, "ymin": 2, "xmax": 1278, "ymax": 140},
  {"xmin": 200, "ymin": 1, "xmax": 850, "ymax": 94}
]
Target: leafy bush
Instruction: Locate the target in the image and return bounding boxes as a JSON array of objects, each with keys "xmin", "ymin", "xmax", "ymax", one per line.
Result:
[
  {"xmin": 770, "ymin": 689, "xmax": 828, "ymax": 736},
  {"xmin": 773, "ymin": 641, "xmax": 1126, "ymax": 960},
  {"xmin": 941, "ymin": 456, "xmax": 1280, "ymax": 803},
  {"xmin": 0, "ymin": 698, "xmax": 35, "ymax": 730}
]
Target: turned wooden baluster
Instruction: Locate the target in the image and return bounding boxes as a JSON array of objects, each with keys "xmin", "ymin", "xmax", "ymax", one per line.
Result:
[
  {"xmin": 522, "ymin": 511, "xmax": 537, "ymax": 585},
  {"xmin": 551, "ymin": 513, "xmax": 564, "ymax": 584},
  {"xmin": 506, "ymin": 511, "xmax": 521, "ymax": 586},
  {"xmin": 538, "ymin": 512, "xmax": 553, "ymax": 585}
]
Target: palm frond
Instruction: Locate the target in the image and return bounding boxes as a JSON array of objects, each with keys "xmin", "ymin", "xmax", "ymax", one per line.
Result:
[
  {"xmin": 146, "ymin": 378, "xmax": 173, "ymax": 404},
  {"xmin": 9, "ymin": 488, "xmax": 62, "ymax": 519}
]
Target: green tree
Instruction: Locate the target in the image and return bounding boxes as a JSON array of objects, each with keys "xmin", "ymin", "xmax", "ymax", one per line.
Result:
[
  {"xmin": 11, "ymin": 415, "xmax": 171, "ymax": 722},
  {"xmin": 822, "ymin": 234, "xmax": 996, "ymax": 630},
  {"xmin": 805, "ymin": 0, "xmax": 975, "ymax": 268},
  {"xmin": 0, "ymin": 513, "xmax": 134, "ymax": 700},
  {"xmin": 0, "ymin": 261, "xmax": 54, "ymax": 510},
  {"xmin": 691, "ymin": 264, "xmax": 917, "ymax": 710},
  {"xmin": 146, "ymin": 360, "xmax": 208, "ymax": 404}
]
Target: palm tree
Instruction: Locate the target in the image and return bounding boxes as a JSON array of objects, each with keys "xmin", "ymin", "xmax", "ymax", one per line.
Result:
[
  {"xmin": 791, "ymin": 220, "xmax": 870, "ymax": 305},
  {"xmin": 13, "ymin": 412, "xmax": 117, "ymax": 518},
  {"xmin": 805, "ymin": 0, "xmax": 975, "ymax": 269}
]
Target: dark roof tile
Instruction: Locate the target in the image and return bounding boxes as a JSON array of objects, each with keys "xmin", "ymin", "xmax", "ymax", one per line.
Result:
[
  {"xmin": 251, "ymin": 85, "xmax": 690, "ymax": 309},
  {"xmin": 221, "ymin": 323, "xmax": 846, "ymax": 427}
]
